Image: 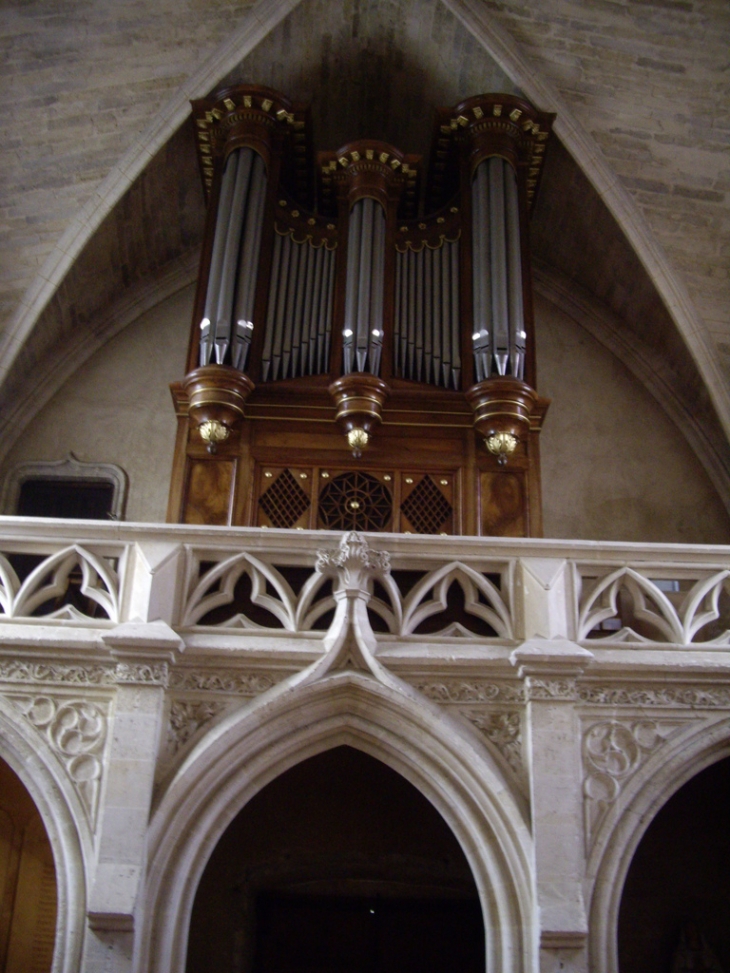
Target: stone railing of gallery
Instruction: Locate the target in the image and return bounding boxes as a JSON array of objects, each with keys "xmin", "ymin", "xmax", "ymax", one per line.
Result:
[{"xmin": 0, "ymin": 517, "xmax": 729, "ymax": 652}]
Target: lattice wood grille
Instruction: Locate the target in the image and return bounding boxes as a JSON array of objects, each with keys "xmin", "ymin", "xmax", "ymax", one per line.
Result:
[
  {"xmin": 258, "ymin": 469, "xmax": 310, "ymax": 528},
  {"xmin": 401, "ymin": 474, "xmax": 453, "ymax": 534},
  {"xmin": 318, "ymin": 471, "xmax": 393, "ymax": 531}
]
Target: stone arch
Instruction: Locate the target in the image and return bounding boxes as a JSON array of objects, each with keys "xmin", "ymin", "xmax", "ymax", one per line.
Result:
[
  {"xmin": 587, "ymin": 715, "xmax": 730, "ymax": 973},
  {"xmin": 0, "ymin": 694, "xmax": 91, "ymax": 973},
  {"xmin": 140, "ymin": 671, "xmax": 535, "ymax": 973}
]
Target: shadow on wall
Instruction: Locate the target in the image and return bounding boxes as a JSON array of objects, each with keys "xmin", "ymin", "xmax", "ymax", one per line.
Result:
[{"xmin": 618, "ymin": 755, "xmax": 730, "ymax": 972}]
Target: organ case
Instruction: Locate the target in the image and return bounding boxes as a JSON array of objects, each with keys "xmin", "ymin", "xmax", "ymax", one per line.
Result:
[{"xmin": 168, "ymin": 85, "xmax": 554, "ymax": 536}]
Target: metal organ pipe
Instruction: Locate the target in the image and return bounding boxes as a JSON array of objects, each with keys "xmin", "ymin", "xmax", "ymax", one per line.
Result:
[
  {"xmin": 504, "ymin": 162, "xmax": 525, "ymax": 381},
  {"xmin": 231, "ymin": 152, "xmax": 267, "ymax": 371},
  {"xmin": 342, "ymin": 197, "xmax": 386, "ymax": 376},
  {"xmin": 391, "ymin": 238, "xmax": 460, "ymax": 390},
  {"xmin": 471, "ymin": 155, "xmax": 526, "ymax": 382},
  {"xmin": 199, "ymin": 146, "xmax": 268, "ymax": 372},
  {"xmin": 200, "ymin": 150, "xmax": 239, "ymax": 366}
]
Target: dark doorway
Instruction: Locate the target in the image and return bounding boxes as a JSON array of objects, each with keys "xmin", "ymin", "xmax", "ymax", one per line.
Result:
[
  {"xmin": 618, "ymin": 755, "xmax": 730, "ymax": 971},
  {"xmin": 186, "ymin": 746, "xmax": 485, "ymax": 973}
]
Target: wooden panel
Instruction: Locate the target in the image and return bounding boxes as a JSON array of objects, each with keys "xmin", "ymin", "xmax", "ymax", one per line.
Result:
[
  {"xmin": 0, "ymin": 760, "xmax": 56, "ymax": 973},
  {"xmin": 480, "ymin": 470, "xmax": 526, "ymax": 537},
  {"xmin": 183, "ymin": 460, "xmax": 236, "ymax": 525}
]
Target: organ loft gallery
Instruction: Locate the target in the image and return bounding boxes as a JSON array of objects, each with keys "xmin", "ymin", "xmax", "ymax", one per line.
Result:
[{"xmin": 0, "ymin": 2, "xmax": 729, "ymax": 972}]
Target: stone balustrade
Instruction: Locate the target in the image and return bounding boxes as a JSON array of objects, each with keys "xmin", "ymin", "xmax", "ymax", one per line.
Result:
[{"xmin": 1, "ymin": 517, "xmax": 730, "ymax": 972}]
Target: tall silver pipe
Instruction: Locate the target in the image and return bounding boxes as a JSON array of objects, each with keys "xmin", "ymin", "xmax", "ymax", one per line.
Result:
[
  {"xmin": 200, "ymin": 150, "xmax": 239, "ymax": 366},
  {"xmin": 281, "ymin": 237, "xmax": 300, "ymax": 379},
  {"xmin": 424, "ymin": 247, "xmax": 433, "ymax": 384},
  {"xmin": 355, "ymin": 198, "xmax": 374, "ymax": 372},
  {"xmin": 300, "ymin": 242, "xmax": 316, "ymax": 376},
  {"xmin": 504, "ymin": 162, "xmax": 525, "ymax": 381},
  {"xmin": 310, "ymin": 245, "xmax": 325, "ymax": 374},
  {"xmin": 471, "ymin": 160, "xmax": 492, "ymax": 382},
  {"xmin": 394, "ymin": 251, "xmax": 402, "ymax": 374},
  {"xmin": 489, "ymin": 157, "xmax": 509, "ymax": 375},
  {"xmin": 342, "ymin": 201, "xmax": 362, "ymax": 374},
  {"xmin": 450, "ymin": 240, "xmax": 461, "ymax": 389},
  {"xmin": 262, "ymin": 231, "xmax": 282, "ymax": 382},
  {"xmin": 323, "ymin": 247, "xmax": 335, "ymax": 372},
  {"xmin": 415, "ymin": 247, "xmax": 424, "ymax": 382},
  {"xmin": 215, "ymin": 149, "xmax": 252, "ymax": 363},
  {"xmin": 369, "ymin": 204, "xmax": 385, "ymax": 375},
  {"xmin": 290, "ymin": 240, "xmax": 309, "ymax": 377},
  {"xmin": 433, "ymin": 245, "xmax": 442, "ymax": 386},
  {"xmin": 400, "ymin": 251, "xmax": 409, "ymax": 375},
  {"xmin": 231, "ymin": 152, "xmax": 267, "ymax": 372},
  {"xmin": 441, "ymin": 239, "xmax": 451, "ymax": 387},
  {"xmin": 271, "ymin": 233, "xmax": 292, "ymax": 381},
  {"xmin": 407, "ymin": 249, "xmax": 416, "ymax": 379}
]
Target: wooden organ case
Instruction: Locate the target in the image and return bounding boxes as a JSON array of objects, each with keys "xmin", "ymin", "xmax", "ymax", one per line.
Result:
[{"xmin": 168, "ymin": 86, "xmax": 554, "ymax": 536}]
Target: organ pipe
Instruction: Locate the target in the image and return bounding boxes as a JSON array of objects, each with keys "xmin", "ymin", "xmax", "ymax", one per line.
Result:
[
  {"xmin": 342, "ymin": 197, "xmax": 386, "ymax": 377},
  {"xmin": 471, "ymin": 156, "xmax": 525, "ymax": 382},
  {"xmin": 200, "ymin": 146, "xmax": 268, "ymax": 372}
]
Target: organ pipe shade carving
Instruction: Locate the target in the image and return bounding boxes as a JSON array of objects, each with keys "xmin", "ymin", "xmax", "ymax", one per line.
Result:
[
  {"xmin": 471, "ymin": 157, "xmax": 526, "ymax": 382},
  {"xmin": 200, "ymin": 147, "xmax": 268, "ymax": 372},
  {"xmin": 262, "ymin": 233, "xmax": 336, "ymax": 382},
  {"xmin": 342, "ymin": 197, "xmax": 386, "ymax": 376}
]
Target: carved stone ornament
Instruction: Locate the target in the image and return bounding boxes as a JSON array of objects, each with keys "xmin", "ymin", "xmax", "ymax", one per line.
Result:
[
  {"xmin": 6, "ymin": 693, "xmax": 108, "ymax": 824},
  {"xmin": 167, "ymin": 699, "xmax": 229, "ymax": 755},
  {"xmin": 582, "ymin": 718, "xmax": 687, "ymax": 850},
  {"xmin": 114, "ymin": 662, "xmax": 169, "ymax": 686},
  {"xmin": 316, "ymin": 531, "xmax": 391, "ymax": 587},
  {"xmin": 525, "ymin": 677, "xmax": 578, "ymax": 701},
  {"xmin": 461, "ymin": 709, "xmax": 524, "ymax": 781},
  {"xmin": 578, "ymin": 683, "xmax": 730, "ymax": 708},
  {"xmin": 413, "ymin": 680, "xmax": 526, "ymax": 704},
  {"xmin": 167, "ymin": 669, "xmax": 288, "ymax": 695},
  {"xmin": 0, "ymin": 662, "xmax": 116, "ymax": 686}
]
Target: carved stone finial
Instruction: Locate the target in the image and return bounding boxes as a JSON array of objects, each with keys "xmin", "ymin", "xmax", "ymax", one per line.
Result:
[{"xmin": 316, "ymin": 531, "xmax": 390, "ymax": 589}]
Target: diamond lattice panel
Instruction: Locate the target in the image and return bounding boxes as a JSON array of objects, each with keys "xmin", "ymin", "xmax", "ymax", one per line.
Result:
[
  {"xmin": 401, "ymin": 475, "xmax": 452, "ymax": 534},
  {"xmin": 258, "ymin": 469, "xmax": 311, "ymax": 528}
]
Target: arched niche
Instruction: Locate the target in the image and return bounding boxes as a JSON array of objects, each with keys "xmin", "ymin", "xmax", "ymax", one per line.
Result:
[
  {"xmin": 617, "ymin": 755, "xmax": 730, "ymax": 972},
  {"xmin": 141, "ymin": 672, "xmax": 534, "ymax": 973},
  {"xmin": 0, "ymin": 757, "xmax": 57, "ymax": 972},
  {"xmin": 186, "ymin": 745, "xmax": 485, "ymax": 972}
]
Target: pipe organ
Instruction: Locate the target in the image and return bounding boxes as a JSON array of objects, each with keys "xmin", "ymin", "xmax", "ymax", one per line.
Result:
[{"xmin": 168, "ymin": 85, "xmax": 554, "ymax": 536}]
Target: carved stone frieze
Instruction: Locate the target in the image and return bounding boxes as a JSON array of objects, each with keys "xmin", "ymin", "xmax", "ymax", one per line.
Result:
[
  {"xmin": 167, "ymin": 668, "xmax": 289, "ymax": 695},
  {"xmin": 525, "ymin": 677, "xmax": 578, "ymax": 701},
  {"xmin": 413, "ymin": 680, "xmax": 525, "ymax": 704},
  {"xmin": 167, "ymin": 699, "xmax": 229, "ymax": 755},
  {"xmin": 578, "ymin": 684, "xmax": 730, "ymax": 708},
  {"xmin": 114, "ymin": 662, "xmax": 169, "ymax": 686},
  {"xmin": 6, "ymin": 693, "xmax": 108, "ymax": 823},
  {"xmin": 0, "ymin": 661, "xmax": 116, "ymax": 685},
  {"xmin": 582, "ymin": 717, "xmax": 688, "ymax": 850}
]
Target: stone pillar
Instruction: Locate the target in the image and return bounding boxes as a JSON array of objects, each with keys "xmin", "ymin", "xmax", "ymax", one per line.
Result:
[
  {"xmin": 513, "ymin": 557, "xmax": 593, "ymax": 973},
  {"xmin": 82, "ymin": 625, "xmax": 181, "ymax": 973}
]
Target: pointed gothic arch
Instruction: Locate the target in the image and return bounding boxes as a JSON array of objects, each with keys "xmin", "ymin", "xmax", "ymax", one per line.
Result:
[
  {"xmin": 140, "ymin": 671, "xmax": 536, "ymax": 973},
  {"xmin": 587, "ymin": 715, "xmax": 730, "ymax": 973}
]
